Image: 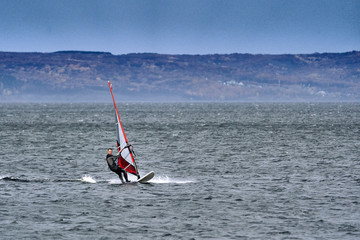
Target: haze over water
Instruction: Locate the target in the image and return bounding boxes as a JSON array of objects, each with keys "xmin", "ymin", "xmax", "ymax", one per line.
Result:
[{"xmin": 1, "ymin": 103, "xmax": 359, "ymax": 239}]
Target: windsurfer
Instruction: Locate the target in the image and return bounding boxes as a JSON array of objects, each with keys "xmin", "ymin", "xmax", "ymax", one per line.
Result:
[{"xmin": 106, "ymin": 148, "xmax": 130, "ymax": 183}]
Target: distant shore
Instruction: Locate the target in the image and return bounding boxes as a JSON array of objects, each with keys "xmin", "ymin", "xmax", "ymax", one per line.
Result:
[{"xmin": 1, "ymin": 51, "xmax": 359, "ymax": 102}]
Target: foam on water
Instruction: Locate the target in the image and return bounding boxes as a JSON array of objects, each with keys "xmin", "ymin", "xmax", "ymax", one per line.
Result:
[
  {"xmin": 105, "ymin": 175, "xmax": 195, "ymax": 184},
  {"xmin": 80, "ymin": 175, "xmax": 96, "ymax": 183},
  {"xmin": 108, "ymin": 178, "xmax": 123, "ymax": 184},
  {"xmin": 149, "ymin": 175, "xmax": 195, "ymax": 184}
]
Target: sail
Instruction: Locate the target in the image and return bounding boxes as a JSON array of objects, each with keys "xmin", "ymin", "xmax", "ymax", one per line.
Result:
[{"xmin": 108, "ymin": 81, "xmax": 139, "ymax": 177}]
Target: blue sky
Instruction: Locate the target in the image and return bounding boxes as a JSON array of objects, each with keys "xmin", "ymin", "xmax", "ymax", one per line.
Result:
[{"xmin": 0, "ymin": 0, "xmax": 359, "ymax": 54}]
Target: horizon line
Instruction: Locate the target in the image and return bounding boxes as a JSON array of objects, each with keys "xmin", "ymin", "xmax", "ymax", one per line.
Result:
[{"xmin": 0, "ymin": 49, "xmax": 359, "ymax": 56}]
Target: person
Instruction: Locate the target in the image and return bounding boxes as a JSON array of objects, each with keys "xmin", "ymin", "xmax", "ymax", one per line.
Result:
[{"xmin": 106, "ymin": 148, "xmax": 130, "ymax": 183}]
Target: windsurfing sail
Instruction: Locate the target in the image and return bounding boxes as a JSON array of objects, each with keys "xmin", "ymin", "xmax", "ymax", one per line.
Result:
[{"xmin": 108, "ymin": 81, "xmax": 140, "ymax": 177}]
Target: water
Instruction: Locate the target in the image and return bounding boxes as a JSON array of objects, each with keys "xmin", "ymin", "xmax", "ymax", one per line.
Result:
[{"xmin": 0, "ymin": 103, "xmax": 359, "ymax": 239}]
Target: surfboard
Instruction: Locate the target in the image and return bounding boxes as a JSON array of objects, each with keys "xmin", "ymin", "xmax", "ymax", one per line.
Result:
[
  {"xmin": 108, "ymin": 81, "xmax": 154, "ymax": 183},
  {"xmin": 137, "ymin": 171, "xmax": 155, "ymax": 184}
]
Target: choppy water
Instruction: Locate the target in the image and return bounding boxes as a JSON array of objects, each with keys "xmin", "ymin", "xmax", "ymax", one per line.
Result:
[{"xmin": 0, "ymin": 103, "xmax": 359, "ymax": 239}]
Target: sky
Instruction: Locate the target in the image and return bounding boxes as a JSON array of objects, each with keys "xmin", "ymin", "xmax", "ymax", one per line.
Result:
[{"xmin": 0, "ymin": 0, "xmax": 359, "ymax": 55}]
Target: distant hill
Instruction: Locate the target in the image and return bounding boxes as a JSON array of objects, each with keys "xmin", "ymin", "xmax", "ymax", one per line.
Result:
[{"xmin": 0, "ymin": 50, "xmax": 359, "ymax": 102}]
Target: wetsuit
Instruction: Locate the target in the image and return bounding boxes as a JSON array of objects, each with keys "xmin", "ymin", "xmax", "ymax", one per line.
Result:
[{"xmin": 106, "ymin": 154, "xmax": 129, "ymax": 182}]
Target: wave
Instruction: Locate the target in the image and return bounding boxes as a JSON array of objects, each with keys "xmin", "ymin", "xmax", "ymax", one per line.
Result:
[
  {"xmin": 0, "ymin": 175, "xmax": 46, "ymax": 183},
  {"xmin": 149, "ymin": 175, "xmax": 195, "ymax": 184},
  {"xmin": 108, "ymin": 178, "xmax": 123, "ymax": 184},
  {"xmin": 0, "ymin": 175, "xmax": 195, "ymax": 185},
  {"xmin": 0, "ymin": 175, "xmax": 97, "ymax": 184},
  {"xmin": 79, "ymin": 175, "xmax": 97, "ymax": 183}
]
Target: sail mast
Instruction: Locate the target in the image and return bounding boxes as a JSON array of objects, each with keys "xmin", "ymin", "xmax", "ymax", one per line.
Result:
[{"xmin": 108, "ymin": 81, "xmax": 139, "ymax": 177}]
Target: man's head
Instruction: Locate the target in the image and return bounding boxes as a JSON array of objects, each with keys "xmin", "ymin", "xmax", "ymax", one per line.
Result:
[{"xmin": 107, "ymin": 148, "xmax": 113, "ymax": 154}]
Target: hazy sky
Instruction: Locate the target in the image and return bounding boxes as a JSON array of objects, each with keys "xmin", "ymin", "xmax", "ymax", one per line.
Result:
[{"xmin": 0, "ymin": 0, "xmax": 359, "ymax": 54}]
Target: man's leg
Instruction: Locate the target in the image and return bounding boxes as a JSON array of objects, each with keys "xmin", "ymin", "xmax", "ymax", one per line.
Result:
[
  {"xmin": 118, "ymin": 168, "xmax": 129, "ymax": 182},
  {"xmin": 123, "ymin": 171, "xmax": 129, "ymax": 182},
  {"xmin": 115, "ymin": 169, "xmax": 125, "ymax": 183},
  {"xmin": 118, "ymin": 174, "xmax": 125, "ymax": 183}
]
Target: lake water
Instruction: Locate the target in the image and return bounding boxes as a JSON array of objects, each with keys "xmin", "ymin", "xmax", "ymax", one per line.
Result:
[{"xmin": 0, "ymin": 103, "xmax": 359, "ymax": 239}]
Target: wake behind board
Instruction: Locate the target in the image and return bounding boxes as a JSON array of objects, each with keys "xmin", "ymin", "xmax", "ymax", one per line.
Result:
[{"xmin": 137, "ymin": 171, "xmax": 155, "ymax": 184}]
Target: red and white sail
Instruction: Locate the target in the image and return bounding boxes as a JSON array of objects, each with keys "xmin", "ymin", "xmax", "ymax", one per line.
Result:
[{"xmin": 108, "ymin": 81, "xmax": 139, "ymax": 177}]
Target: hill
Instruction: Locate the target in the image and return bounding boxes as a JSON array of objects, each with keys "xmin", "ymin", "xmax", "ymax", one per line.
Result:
[{"xmin": 0, "ymin": 50, "xmax": 359, "ymax": 102}]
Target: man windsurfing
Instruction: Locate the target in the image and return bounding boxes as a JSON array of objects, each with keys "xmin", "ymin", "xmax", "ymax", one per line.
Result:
[{"xmin": 106, "ymin": 148, "xmax": 130, "ymax": 183}]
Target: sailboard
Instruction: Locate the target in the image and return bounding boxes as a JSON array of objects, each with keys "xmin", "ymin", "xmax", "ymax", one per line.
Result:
[{"xmin": 108, "ymin": 81, "xmax": 154, "ymax": 184}]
